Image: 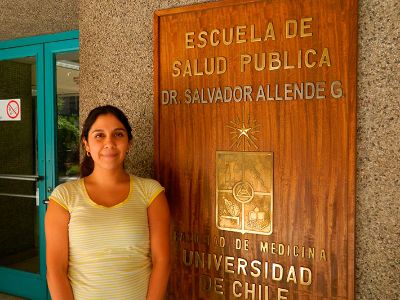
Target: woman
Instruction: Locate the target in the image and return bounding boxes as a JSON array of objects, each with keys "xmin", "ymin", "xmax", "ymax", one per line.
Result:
[{"xmin": 45, "ymin": 105, "xmax": 170, "ymax": 299}]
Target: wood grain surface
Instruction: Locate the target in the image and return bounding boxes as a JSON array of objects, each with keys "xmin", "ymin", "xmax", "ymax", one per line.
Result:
[{"xmin": 154, "ymin": 0, "xmax": 357, "ymax": 299}]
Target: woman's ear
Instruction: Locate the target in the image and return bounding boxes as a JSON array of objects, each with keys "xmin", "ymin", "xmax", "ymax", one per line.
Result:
[{"xmin": 82, "ymin": 138, "xmax": 90, "ymax": 152}]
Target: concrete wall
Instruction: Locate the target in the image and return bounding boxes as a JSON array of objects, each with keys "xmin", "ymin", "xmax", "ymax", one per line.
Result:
[
  {"xmin": 356, "ymin": 0, "xmax": 399, "ymax": 298},
  {"xmin": 0, "ymin": 0, "xmax": 78, "ymax": 40},
  {"xmin": 0, "ymin": 0, "xmax": 398, "ymax": 298}
]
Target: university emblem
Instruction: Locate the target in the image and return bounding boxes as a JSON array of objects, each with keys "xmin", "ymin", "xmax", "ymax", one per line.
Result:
[{"xmin": 216, "ymin": 151, "xmax": 273, "ymax": 235}]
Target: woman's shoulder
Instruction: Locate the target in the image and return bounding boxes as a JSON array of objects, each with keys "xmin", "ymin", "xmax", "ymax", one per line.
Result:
[
  {"xmin": 130, "ymin": 174, "xmax": 164, "ymax": 201},
  {"xmin": 49, "ymin": 178, "xmax": 83, "ymax": 210},
  {"xmin": 130, "ymin": 174, "xmax": 161, "ymax": 186},
  {"xmin": 51, "ymin": 178, "xmax": 82, "ymax": 197}
]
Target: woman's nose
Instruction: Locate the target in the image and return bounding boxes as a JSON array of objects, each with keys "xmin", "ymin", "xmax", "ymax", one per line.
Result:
[{"xmin": 103, "ymin": 136, "xmax": 116, "ymax": 147}]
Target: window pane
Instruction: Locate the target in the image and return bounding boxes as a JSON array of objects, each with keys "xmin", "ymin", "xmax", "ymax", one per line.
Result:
[
  {"xmin": 56, "ymin": 52, "xmax": 80, "ymax": 183},
  {"xmin": 0, "ymin": 57, "xmax": 39, "ymax": 274}
]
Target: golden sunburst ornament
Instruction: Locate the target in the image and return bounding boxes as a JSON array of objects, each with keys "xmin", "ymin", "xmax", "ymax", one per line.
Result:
[{"xmin": 227, "ymin": 108, "xmax": 260, "ymax": 150}]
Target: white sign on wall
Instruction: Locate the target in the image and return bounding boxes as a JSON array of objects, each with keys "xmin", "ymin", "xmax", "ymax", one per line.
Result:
[{"xmin": 0, "ymin": 99, "xmax": 21, "ymax": 121}]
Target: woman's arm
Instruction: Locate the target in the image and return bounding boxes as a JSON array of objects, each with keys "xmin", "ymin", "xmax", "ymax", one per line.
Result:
[
  {"xmin": 147, "ymin": 192, "xmax": 171, "ymax": 300},
  {"xmin": 45, "ymin": 200, "xmax": 74, "ymax": 300}
]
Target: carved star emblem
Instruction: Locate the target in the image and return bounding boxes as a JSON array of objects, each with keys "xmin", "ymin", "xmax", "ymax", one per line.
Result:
[{"xmin": 226, "ymin": 108, "xmax": 260, "ymax": 150}]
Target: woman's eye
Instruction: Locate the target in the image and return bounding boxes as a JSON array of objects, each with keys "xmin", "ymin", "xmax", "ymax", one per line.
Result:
[
  {"xmin": 94, "ymin": 133, "xmax": 104, "ymax": 139},
  {"xmin": 115, "ymin": 132, "xmax": 125, "ymax": 137}
]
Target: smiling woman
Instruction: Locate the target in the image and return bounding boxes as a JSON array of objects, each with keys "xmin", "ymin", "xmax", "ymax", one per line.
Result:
[
  {"xmin": 45, "ymin": 105, "xmax": 170, "ymax": 300},
  {"xmin": 84, "ymin": 117, "xmax": 130, "ymax": 176},
  {"xmin": 79, "ymin": 106, "xmax": 133, "ymax": 178}
]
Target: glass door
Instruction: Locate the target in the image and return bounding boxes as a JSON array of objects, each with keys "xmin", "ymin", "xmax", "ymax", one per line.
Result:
[
  {"xmin": 0, "ymin": 31, "xmax": 79, "ymax": 300},
  {"xmin": 0, "ymin": 45, "xmax": 47, "ymax": 299},
  {"xmin": 44, "ymin": 39, "xmax": 80, "ymax": 189}
]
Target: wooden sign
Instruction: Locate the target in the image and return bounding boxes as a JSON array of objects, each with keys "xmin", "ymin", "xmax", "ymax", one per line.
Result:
[{"xmin": 154, "ymin": 0, "xmax": 357, "ymax": 299}]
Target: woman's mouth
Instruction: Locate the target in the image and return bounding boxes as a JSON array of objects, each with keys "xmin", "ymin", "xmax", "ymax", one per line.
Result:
[{"xmin": 101, "ymin": 152, "xmax": 119, "ymax": 158}]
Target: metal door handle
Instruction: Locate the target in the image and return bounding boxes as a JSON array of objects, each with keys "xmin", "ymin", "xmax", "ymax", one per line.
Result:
[
  {"xmin": 0, "ymin": 188, "xmax": 44, "ymax": 207},
  {"xmin": 0, "ymin": 192, "xmax": 36, "ymax": 199},
  {"xmin": 0, "ymin": 174, "xmax": 43, "ymax": 181}
]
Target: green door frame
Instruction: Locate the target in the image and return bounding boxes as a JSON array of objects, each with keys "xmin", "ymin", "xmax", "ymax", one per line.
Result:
[
  {"xmin": 0, "ymin": 43, "xmax": 46, "ymax": 300},
  {"xmin": 44, "ymin": 38, "xmax": 80, "ymax": 208},
  {"xmin": 0, "ymin": 30, "xmax": 79, "ymax": 300}
]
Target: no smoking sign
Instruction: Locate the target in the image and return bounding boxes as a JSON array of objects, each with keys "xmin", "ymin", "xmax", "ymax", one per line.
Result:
[{"xmin": 0, "ymin": 99, "xmax": 21, "ymax": 121}]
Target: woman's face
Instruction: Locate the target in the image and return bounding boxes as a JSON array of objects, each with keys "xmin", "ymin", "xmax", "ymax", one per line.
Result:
[{"xmin": 83, "ymin": 113, "xmax": 130, "ymax": 172}]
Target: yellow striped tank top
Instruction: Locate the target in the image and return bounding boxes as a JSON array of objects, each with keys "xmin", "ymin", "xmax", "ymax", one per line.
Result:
[{"xmin": 49, "ymin": 175, "xmax": 164, "ymax": 299}]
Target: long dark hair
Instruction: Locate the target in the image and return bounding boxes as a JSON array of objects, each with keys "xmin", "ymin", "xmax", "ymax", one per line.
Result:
[{"xmin": 80, "ymin": 105, "xmax": 133, "ymax": 177}]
